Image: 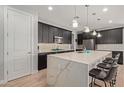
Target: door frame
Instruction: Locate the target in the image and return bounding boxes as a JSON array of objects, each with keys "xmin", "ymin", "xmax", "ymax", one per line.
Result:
[{"xmin": 3, "ymin": 6, "xmax": 38, "ymax": 83}]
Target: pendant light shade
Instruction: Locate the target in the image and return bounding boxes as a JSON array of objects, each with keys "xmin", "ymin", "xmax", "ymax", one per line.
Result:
[
  {"xmin": 92, "ymin": 30, "xmax": 97, "ymax": 36},
  {"xmin": 72, "ymin": 19, "xmax": 78, "ymax": 28},
  {"xmin": 97, "ymin": 33, "xmax": 102, "ymax": 37},
  {"xmin": 84, "ymin": 26, "xmax": 90, "ymax": 33}
]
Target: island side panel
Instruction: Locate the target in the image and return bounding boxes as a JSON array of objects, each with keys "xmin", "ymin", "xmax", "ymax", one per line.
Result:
[{"xmin": 47, "ymin": 56, "xmax": 89, "ymax": 87}]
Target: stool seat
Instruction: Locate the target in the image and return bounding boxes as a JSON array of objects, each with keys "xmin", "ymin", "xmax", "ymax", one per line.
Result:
[
  {"xmin": 89, "ymin": 68, "xmax": 107, "ymax": 79},
  {"xmin": 97, "ymin": 63, "xmax": 112, "ymax": 69},
  {"xmin": 89, "ymin": 68, "xmax": 101, "ymax": 77},
  {"xmin": 105, "ymin": 57, "xmax": 113, "ymax": 61},
  {"xmin": 103, "ymin": 59, "xmax": 114, "ymax": 64}
]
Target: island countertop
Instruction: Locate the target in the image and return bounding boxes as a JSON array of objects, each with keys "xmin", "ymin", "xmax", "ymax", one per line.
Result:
[
  {"xmin": 48, "ymin": 50, "xmax": 111, "ymax": 65},
  {"xmin": 47, "ymin": 50, "xmax": 112, "ymax": 87}
]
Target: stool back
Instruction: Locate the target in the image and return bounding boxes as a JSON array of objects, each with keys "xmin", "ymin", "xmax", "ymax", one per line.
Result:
[{"xmin": 113, "ymin": 53, "xmax": 120, "ymax": 64}]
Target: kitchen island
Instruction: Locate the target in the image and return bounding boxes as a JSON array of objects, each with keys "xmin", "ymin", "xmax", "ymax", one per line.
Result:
[{"xmin": 47, "ymin": 51, "xmax": 111, "ymax": 87}]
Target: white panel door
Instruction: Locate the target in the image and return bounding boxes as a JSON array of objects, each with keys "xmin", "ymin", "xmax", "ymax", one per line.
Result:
[{"xmin": 7, "ymin": 9, "xmax": 31, "ymax": 81}]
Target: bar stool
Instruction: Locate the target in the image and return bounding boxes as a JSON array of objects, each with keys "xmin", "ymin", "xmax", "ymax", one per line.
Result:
[
  {"xmin": 89, "ymin": 65, "xmax": 118, "ymax": 87},
  {"xmin": 97, "ymin": 53, "xmax": 120, "ymax": 70}
]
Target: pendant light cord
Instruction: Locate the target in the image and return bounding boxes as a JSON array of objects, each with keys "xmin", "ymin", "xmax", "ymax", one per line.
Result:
[
  {"xmin": 74, "ymin": 6, "xmax": 77, "ymax": 19},
  {"xmin": 86, "ymin": 5, "xmax": 89, "ymax": 26}
]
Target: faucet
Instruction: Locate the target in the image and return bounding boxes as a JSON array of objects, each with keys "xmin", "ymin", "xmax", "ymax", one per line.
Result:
[{"xmin": 83, "ymin": 45, "xmax": 86, "ymax": 51}]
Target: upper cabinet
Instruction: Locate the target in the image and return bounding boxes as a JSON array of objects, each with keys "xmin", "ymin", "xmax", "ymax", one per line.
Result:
[
  {"xmin": 77, "ymin": 34, "xmax": 83, "ymax": 45},
  {"xmin": 57, "ymin": 28, "xmax": 63, "ymax": 37},
  {"xmin": 48, "ymin": 26, "xmax": 55, "ymax": 43},
  {"xmin": 38, "ymin": 22, "xmax": 72, "ymax": 44},
  {"xmin": 96, "ymin": 28, "xmax": 123, "ymax": 44},
  {"xmin": 77, "ymin": 32, "xmax": 96, "ymax": 45},
  {"xmin": 38, "ymin": 22, "xmax": 43, "ymax": 43},
  {"xmin": 77, "ymin": 27, "xmax": 123, "ymax": 45},
  {"xmin": 63, "ymin": 30, "xmax": 72, "ymax": 44},
  {"xmin": 42, "ymin": 24, "xmax": 49, "ymax": 43}
]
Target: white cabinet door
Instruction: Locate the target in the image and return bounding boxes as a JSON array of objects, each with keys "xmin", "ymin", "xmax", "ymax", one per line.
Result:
[{"xmin": 7, "ymin": 9, "xmax": 31, "ymax": 81}]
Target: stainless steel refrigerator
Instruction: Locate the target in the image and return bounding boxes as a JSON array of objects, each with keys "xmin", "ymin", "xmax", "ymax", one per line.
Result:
[{"xmin": 83, "ymin": 39, "xmax": 95, "ymax": 50}]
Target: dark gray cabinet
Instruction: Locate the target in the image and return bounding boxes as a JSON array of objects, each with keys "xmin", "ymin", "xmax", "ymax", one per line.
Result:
[
  {"xmin": 42, "ymin": 24, "xmax": 49, "ymax": 43},
  {"xmin": 77, "ymin": 32, "xmax": 96, "ymax": 45},
  {"xmin": 63, "ymin": 30, "xmax": 71, "ymax": 44},
  {"xmin": 77, "ymin": 27, "xmax": 123, "ymax": 45},
  {"xmin": 48, "ymin": 26, "xmax": 54, "ymax": 43},
  {"xmin": 68, "ymin": 31, "xmax": 72, "ymax": 44},
  {"xmin": 77, "ymin": 34, "xmax": 83, "ymax": 45},
  {"xmin": 82, "ymin": 32, "xmax": 96, "ymax": 39},
  {"xmin": 57, "ymin": 28, "xmax": 63, "ymax": 37},
  {"xmin": 38, "ymin": 22, "xmax": 43, "ymax": 43},
  {"xmin": 53, "ymin": 27, "xmax": 59, "ymax": 36},
  {"xmin": 96, "ymin": 28, "xmax": 123, "ymax": 44},
  {"xmin": 38, "ymin": 54, "xmax": 47, "ymax": 70},
  {"xmin": 38, "ymin": 22, "xmax": 72, "ymax": 44}
]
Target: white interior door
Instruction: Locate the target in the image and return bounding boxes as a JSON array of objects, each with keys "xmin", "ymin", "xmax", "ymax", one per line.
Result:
[{"xmin": 7, "ymin": 9, "xmax": 31, "ymax": 81}]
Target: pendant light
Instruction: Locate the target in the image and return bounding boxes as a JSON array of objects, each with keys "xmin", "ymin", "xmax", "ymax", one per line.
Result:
[
  {"xmin": 92, "ymin": 30, "xmax": 97, "ymax": 36},
  {"xmin": 97, "ymin": 33, "xmax": 102, "ymax": 37},
  {"xmin": 72, "ymin": 6, "xmax": 79, "ymax": 28},
  {"xmin": 84, "ymin": 5, "xmax": 90, "ymax": 33},
  {"xmin": 72, "ymin": 18, "xmax": 78, "ymax": 28}
]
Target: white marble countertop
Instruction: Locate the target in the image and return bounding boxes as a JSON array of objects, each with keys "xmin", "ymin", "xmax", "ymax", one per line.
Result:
[{"xmin": 48, "ymin": 51, "xmax": 111, "ymax": 65}]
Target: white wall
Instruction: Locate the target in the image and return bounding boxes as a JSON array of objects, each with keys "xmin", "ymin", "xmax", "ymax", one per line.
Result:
[
  {"xmin": 97, "ymin": 28, "xmax": 124, "ymax": 64},
  {"xmin": 31, "ymin": 15, "xmax": 38, "ymax": 73},
  {"xmin": 0, "ymin": 6, "xmax": 4, "ymax": 82}
]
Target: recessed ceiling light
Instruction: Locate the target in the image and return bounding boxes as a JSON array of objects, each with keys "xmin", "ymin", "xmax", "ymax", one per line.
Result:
[
  {"xmin": 108, "ymin": 20, "xmax": 112, "ymax": 24},
  {"xmin": 103, "ymin": 8, "xmax": 108, "ymax": 12},
  {"xmin": 48, "ymin": 6, "xmax": 53, "ymax": 11}
]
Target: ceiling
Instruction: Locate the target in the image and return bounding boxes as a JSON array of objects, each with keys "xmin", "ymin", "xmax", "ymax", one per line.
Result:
[{"xmin": 10, "ymin": 5, "xmax": 124, "ymax": 32}]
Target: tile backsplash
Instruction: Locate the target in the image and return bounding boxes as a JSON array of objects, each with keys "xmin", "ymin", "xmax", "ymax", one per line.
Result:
[
  {"xmin": 38, "ymin": 43, "xmax": 71, "ymax": 53},
  {"xmin": 97, "ymin": 44, "xmax": 124, "ymax": 51}
]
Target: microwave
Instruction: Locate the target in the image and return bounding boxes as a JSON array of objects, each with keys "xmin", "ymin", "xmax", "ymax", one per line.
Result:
[{"xmin": 54, "ymin": 36, "xmax": 63, "ymax": 44}]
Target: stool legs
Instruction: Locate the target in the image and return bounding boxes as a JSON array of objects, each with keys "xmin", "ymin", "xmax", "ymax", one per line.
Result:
[
  {"xmin": 91, "ymin": 77, "xmax": 94, "ymax": 87},
  {"xmin": 103, "ymin": 80, "xmax": 107, "ymax": 87}
]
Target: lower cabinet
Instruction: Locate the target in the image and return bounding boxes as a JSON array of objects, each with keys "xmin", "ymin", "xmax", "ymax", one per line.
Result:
[{"xmin": 38, "ymin": 54, "xmax": 47, "ymax": 70}]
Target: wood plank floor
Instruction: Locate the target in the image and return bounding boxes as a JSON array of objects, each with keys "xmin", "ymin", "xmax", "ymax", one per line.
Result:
[
  {"xmin": 0, "ymin": 69, "xmax": 47, "ymax": 87},
  {"xmin": 0, "ymin": 65, "xmax": 124, "ymax": 87}
]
